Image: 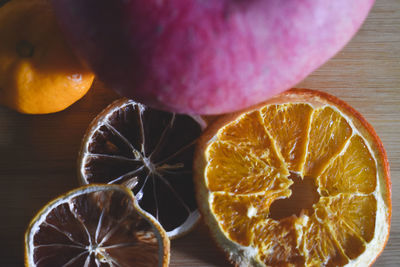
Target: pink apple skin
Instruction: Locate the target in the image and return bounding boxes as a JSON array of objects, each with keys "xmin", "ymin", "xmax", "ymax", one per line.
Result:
[{"xmin": 51, "ymin": 0, "xmax": 374, "ymax": 115}]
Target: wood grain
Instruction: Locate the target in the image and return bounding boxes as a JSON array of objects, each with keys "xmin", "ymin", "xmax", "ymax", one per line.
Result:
[{"xmin": 0, "ymin": 1, "xmax": 399, "ymax": 266}]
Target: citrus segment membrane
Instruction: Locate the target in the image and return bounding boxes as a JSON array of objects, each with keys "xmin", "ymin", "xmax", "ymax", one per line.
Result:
[
  {"xmin": 319, "ymin": 195, "xmax": 376, "ymax": 253},
  {"xmin": 25, "ymin": 185, "xmax": 169, "ymax": 267},
  {"xmin": 261, "ymin": 103, "xmax": 313, "ymax": 173},
  {"xmin": 300, "ymin": 214, "xmax": 349, "ymax": 266},
  {"xmin": 206, "ymin": 141, "xmax": 291, "ymax": 194},
  {"xmin": 318, "ymin": 135, "xmax": 377, "ymax": 196},
  {"xmin": 217, "ymin": 110, "xmax": 288, "ymax": 174},
  {"xmin": 80, "ymin": 99, "xmax": 205, "ymax": 237},
  {"xmin": 301, "ymin": 194, "xmax": 377, "ymax": 266},
  {"xmin": 254, "ymin": 217, "xmax": 304, "ymax": 266},
  {"xmin": 196, "ymin": 90, "xmax": 390, "ymax": 266},
  {"xmin": 210, "ymin": 190, "xmax": 291, "ymax": 246},
  {"xmin": 304, "ymin": 106, "xmax": 353, "ymax": 178}
]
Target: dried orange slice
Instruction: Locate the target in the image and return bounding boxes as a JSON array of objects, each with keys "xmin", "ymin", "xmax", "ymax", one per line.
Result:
[
  {"xmin": 79, "ymin": 98, "xmax": 206, "ymax": 238},
  {"xmin": 194, "ymin": 89, "xmax": 391, "ymax": 266},
  {"xmin": 25, "ymin": 184, "xmax": 169, "ymax": 267}
]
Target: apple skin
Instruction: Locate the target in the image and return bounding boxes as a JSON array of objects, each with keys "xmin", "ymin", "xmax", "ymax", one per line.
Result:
[{"xmin": 51, "ymin": 0, "xmax": 374, "ymax": 114}]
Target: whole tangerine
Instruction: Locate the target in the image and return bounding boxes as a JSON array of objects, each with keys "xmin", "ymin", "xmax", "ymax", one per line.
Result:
[{"xmin": 0, "ymin": 0, "xmax": 94, "ymax": 114}]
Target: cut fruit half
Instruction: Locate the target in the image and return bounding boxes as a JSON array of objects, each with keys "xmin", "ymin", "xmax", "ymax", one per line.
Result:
[
  {"xmin": 25, "ymin": 184, "xmax": 170, "ymax": 267},
  {"xmin": 79, "ymin": 98, "xmax": 206, "ymax": 238},
  {"xmin": 194, "ymin": 89, "xmax": 391, "ymax": 267}
]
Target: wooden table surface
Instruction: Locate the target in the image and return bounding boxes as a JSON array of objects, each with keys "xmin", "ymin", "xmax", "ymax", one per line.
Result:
[{"xmin": 0, "ymin": 1, "xmax": 399, "ymax": 266}]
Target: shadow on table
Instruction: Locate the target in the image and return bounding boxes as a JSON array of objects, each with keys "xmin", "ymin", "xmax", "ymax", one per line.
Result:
[
  {"xmin": 0, "ymin": 80, "xmax": 119, "ymax": 266},
  {"xmin": 171, "ymin": 222, "xmax": 231, "ymax": 266}
]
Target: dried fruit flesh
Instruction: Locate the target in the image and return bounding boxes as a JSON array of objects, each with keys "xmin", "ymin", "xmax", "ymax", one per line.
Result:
[
  {"xmin": 79, "ymin": 99, "xmax": 206, "ymax": 238},
  {"xmin": 25, "ymin": 185, "xmax": 169, "ymax": 267},
  {"xmin": 195, "ymin": 89, "xmax": 391, "ymax": 266}
]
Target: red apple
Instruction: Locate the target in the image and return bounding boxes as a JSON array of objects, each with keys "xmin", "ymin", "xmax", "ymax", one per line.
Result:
[{"xmin": 51, "ymin": 0, "xmax": 374, "ymax": 114}]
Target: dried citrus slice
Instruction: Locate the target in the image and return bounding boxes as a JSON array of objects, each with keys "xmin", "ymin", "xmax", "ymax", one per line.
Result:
[
  {"xmin": 79, "ymin": 98, "xmax": 206, "ymax": 238},
  {"xmin": 195, "ymin": 89, "xmax": 391, "ymax": 266},
  {"xmin": 25, "ymin": 184, "xmax": 169, "ymax": 267}
]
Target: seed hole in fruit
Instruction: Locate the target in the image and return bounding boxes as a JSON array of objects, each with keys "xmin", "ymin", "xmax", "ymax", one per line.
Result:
[
  {"xmin": 269, "ymin": 172, "xmax": 320, "ymax": 220},
  {"xmin": 16, "ymin": 40, "xmax": 35, "ymax": 58}
]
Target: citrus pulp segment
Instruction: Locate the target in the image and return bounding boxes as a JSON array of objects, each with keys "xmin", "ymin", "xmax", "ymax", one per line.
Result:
[
  {"xmin": 318, "ymin": 135, "xmax": 377, "ymax": 196},
  {"xmin": 210, "ymin": 190, "xmax": 291, "ymax": 247},
  {"xmin": 304, "ymin": 106, "xmax": 353, "ymax": 178},
  {"xmin": 253, "ymin": 217, "xmax": 304, "ymax": 266},
  {"xmin": 216, "ymin": 110, "xmax": 288, "ymax": 174},
  {"xmin": 260, "ymin": 103, "xmax": 313, "ymax": 173},
  {"xmin": 205, "ymin": 141, "xmax": 291, "ymax": 194},
  {"xmin": 79, "ymin": 98, "xmax": 206, "ymax": 238},
  {"xmin": 25, "ymin": 184, "xmax": 169, "ymax": 267},
  {"xmin": 194, "ymin": 89, "xmax": 391, "ymax": 266}
]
